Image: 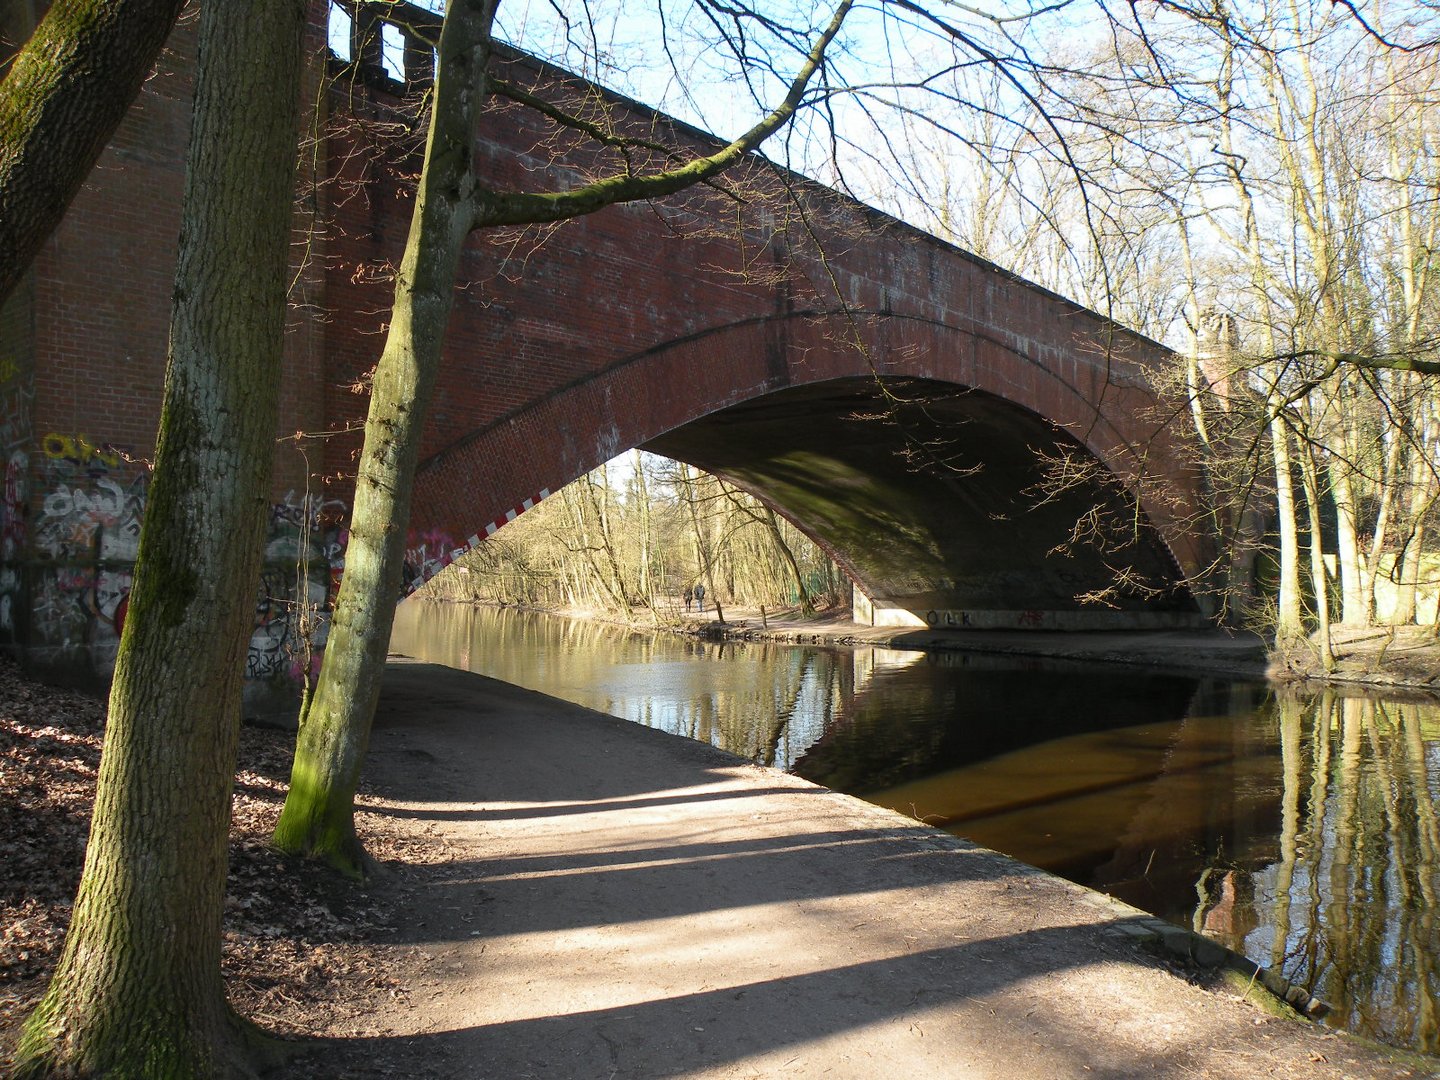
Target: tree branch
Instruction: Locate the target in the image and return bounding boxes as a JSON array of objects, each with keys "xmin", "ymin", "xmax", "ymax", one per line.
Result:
[
  {"xmin": 1271, "ymin": 348, "xmax": 1440, "ymax": 377},
  {"xmin": 487, "ymin": 76, "xmax": 686, "ymax": 162},
  {"xmin": 470, "ymin": 0, "xmax": 854, "ymax": 228},
  {"xmin": 0, "ymin": 0, "xmax": 188, "ymax": 304}
]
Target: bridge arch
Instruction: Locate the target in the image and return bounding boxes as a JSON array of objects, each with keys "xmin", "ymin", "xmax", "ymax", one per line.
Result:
[
  {"xmin": 408, "ymin": 308, "xmax": 1210, "ymax": 629},
  {"xmin": 4, "ymin": 17, "xmax": 1218, "ymax": 696}
]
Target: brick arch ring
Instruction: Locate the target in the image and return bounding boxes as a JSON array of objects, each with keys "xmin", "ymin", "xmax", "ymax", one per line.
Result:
[{"xmin": 406, "ymin": 309, "xmax": 1213, "ymax": 624}]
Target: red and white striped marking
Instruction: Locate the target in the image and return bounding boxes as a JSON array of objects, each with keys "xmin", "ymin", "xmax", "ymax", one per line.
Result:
[{"xmin": 463, "ymin": 487, "xmax": 551, "ymax": 551}]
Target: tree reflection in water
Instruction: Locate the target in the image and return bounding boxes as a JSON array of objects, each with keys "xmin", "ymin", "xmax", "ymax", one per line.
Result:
[{"xmin": 1217, "ymin": 691, "xmax": 1440, "ymax": 1055}]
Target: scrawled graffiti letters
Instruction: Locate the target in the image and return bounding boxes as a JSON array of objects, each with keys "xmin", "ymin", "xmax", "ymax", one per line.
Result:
[
  {"xmin": 245, "ymin": 492, "xmax": 348, "ymax": 684},
  {"xmin": 247, "ymin": 560, "xmax": 334, "ymax": 683},
  {"xmin": 35, "ymin": 476, "xmax": 146, "ymax": 562},
  {"xmin": 40, "ymin": 432, "xmax": 124, "ymax": 477},
  {"xmin": 403, "ymin": 527, "xmax": 458, "ymax": 591}
]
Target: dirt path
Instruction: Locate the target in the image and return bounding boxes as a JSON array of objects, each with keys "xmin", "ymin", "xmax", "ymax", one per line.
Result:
[{"xmin": 275, "ymin": 658, "xmax": 1432, "ymax": 1079}]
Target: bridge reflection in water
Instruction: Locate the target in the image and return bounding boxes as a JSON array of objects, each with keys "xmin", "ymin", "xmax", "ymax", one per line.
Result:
[{"xmin": 389, "ymin": 599, "xmax": 1440, "ymax": 1056}]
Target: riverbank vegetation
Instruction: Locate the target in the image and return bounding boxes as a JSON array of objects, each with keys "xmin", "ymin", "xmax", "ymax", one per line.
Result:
[
  {"xmin": 842, "ymin": 3, "xmax": 1440, "ymax": 670},
  {"xmin": 419, "ymin": 453, "xmax": 850, "ymax": 622}
]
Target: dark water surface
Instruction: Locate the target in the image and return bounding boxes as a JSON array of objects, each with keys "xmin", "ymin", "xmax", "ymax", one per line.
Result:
[{"xmin": 390, "ymin": 600, "xmax": 1440, "ymax": 1056}]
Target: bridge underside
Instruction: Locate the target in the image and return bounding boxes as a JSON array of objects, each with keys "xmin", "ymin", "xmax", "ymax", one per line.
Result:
[{"xmin": 644, "ymin": 378, "xmax": 1202, "ymax": 631}]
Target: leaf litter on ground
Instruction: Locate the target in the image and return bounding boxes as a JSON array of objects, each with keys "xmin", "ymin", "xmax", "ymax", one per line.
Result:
[{"xmin": 0, "ymin": 657, "xmax": 443, "ymax": 1070}]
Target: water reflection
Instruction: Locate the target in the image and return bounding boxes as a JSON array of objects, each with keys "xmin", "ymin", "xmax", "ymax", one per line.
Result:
[
  {"xmin": 1253, "ymin": 692, "xmax": 1439, "ymax": 1053},
  {"xmin": 389, "ymin": 600, "xmax": 1440, "ymax": 1055},
  {"xmin": 390, "ymin": 599, "xmax": 849, "ymax": 766}
]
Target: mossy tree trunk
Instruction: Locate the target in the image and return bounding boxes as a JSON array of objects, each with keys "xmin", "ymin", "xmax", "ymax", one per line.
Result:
[
  {"xmin": 272, "ymin": 0, "xmax": 500, "ymax": 877},
  {"xmin": 273, "ymin": 0, "xmax": 854, "ymax": 876},
  {"xmin": 0, "ymin": 0, "xmax": 188, "ymax": 305},
  {"xmin": 15, "ymin": 2, "xmax": 305, "ymax": 1076}
]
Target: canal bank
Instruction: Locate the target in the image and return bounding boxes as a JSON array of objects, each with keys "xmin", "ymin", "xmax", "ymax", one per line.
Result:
[
  {"xmin": 668, "ymin": 603, "xmax": 1440, "ymax": 695},
  {"xmin": 279, "ymin": 658, "xmax": 1431, "ymax": 1078},
  {"xmin": 676, "ymin": 607, "xmax": 1275, "ymax": 680}
]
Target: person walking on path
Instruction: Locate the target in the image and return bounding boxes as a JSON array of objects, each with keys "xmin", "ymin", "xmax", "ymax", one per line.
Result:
[{"xmin": 694, "ymin": 582, "xmax": 706, "ymax": 612}]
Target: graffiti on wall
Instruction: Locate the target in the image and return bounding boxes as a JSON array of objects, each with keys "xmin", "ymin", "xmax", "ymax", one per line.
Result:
[
  {"xmin": 0, "ymin": 354, "xmax": 33, "ymax": 455},
  {"xmin": 246, "ymin": 490, "xmax": 349, "ymax": 684},
  {"xmin": 403, "ymin": 526, "xmax": 460, "ymax": 591},
  {"xmin": 7, "ymin": 437, "xmax": 354, "ymax": 689},
  {"xmin": 35, "ymin": 476, "xmax": 147, "ymax": 562},
  {"xmin": 24, "ymin": 434, "xmax": 144, "ymax": 669},
  {"xmin": 0, "ymin": 352, "xmax": 33, "ymax": 634},
  {"xmin": 39, "ymin": 432, "xmax": 124, "ymax": 476},
  {"xmin": 248, "ymin": 567, "xmax": 328, "ymax": 681},
  {"xmin": 0, "ymin": 450, "xmax": 27, "ymax": 632}
]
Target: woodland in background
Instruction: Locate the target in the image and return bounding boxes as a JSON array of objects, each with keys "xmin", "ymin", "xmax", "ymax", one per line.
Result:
[
  {"xmin": 843, "ymin": 1, "xmax": 1440, "ymax": 664},
  {"xmin": 420, "ymin": 452, "xmax": 849, "ymax": 620}
]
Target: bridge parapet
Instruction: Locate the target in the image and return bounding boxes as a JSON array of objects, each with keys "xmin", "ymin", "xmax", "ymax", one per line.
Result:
[{"xmin": 328, "ymin": 0, "xmax": 439, "ymax": 90}]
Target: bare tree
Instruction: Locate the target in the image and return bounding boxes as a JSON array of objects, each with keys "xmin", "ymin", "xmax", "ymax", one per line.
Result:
[{"xmin": 273, "ymin": 0, "xmax": 855, "ymax": 876}]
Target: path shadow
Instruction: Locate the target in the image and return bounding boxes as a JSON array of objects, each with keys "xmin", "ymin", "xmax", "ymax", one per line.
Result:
[
  {"xmin": 384, "ymin": 825, "xmax": 1014, "ymax": 940},
  {"xmin": 361, "ymin": 783, "xmax": 826, "ymax": 822},
  {"xmin": 266, "ymin": 921, "xmax": 1189, "ymax": 1080}
]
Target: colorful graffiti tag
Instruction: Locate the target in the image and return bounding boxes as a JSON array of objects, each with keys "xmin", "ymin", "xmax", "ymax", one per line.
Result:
[
  {"xmin": 247, "ymin": 491, "xmax": 348, "ymax": 684},
  {"xmin": 23, "ymin": 435, "xmax": 145, "ymax": 671},
  {"xmin": 0, "ymin": 352, "xmax": 33, "ymax": 632},
  {"xmin": 39, "ymin": 431, "xmax": 124, "ymax": 476},
  {"xmin": 8, "ymin": 438, "xmax": 352, "ymax": 695},
  {"xmin": 403, "ymin": 526, "xmax": 460, "ymax": 591}
]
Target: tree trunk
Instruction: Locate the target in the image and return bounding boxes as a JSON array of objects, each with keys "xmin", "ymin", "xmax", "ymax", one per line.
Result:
[
  {"xmin": 1329, "ymin": 463, "xmax": 1371, "ymax": 626},
  {"xmin": 272, "ymin": 0, "xmax": 498, "ymax": 877},
  {"xmin": 1298, "ymin": 443, "xmax": 1335, "ymax": 671},
  {"xmin": 275, "ymin": 0, "xmax": 851, "ymax": 874},
  {"xmin": 632, "ymin": 450, "xmax": 653, "ymax": 604},
  {"xmin": 0, "ymin": 0, "xmax": 188, "ymax": 304},
  {"xmin": 15, "ymin": 2, "xmax": 304, "ymax": 1074},
  {"xmin": 763, "ymin": 506, "xmax": 814, "ymax": 613},
  {"xmin": 1270, "ymin": 411, "xmax": 1306, "ymax": 649},
  {"xmin": 1391, "ymin": 529, "xmax": 1422, "ymax": 626},
  {"xmin": 586, "ymin": 467, "xmax": 633, "ymax": 609},
  {"xmin": 1392, "ymin": 446, "xmax": 1438, "ymax": 627},
  {"xmin": 681, "ymin": 464, "xmax": 723, "ymax": 619}
]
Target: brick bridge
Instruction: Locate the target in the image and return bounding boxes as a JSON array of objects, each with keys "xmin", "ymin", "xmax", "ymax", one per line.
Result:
[{"xmin": 0, "ymin": 4, "xmax": 1212, "ymax": 702}]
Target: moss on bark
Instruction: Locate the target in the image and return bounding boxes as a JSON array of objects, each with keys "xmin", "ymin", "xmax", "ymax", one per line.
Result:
[
  {"xmin": 0, "ymin": 0, "xmax": 189, "ymax": 304},
  {"xmin": 13, "ymin": 1, "xmax": 306, "ymax": 1074}
]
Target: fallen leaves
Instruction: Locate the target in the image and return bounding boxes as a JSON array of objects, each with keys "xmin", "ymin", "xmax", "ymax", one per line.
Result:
[{"xmin": 0, "ymin": 658, "xmax": 414, "ymax": 1065}]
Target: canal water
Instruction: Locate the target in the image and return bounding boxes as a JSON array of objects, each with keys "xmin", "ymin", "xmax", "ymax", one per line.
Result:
[{"xmin": 389, "ymin": 599, "xmax": 1440, "ymax": 1056}]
